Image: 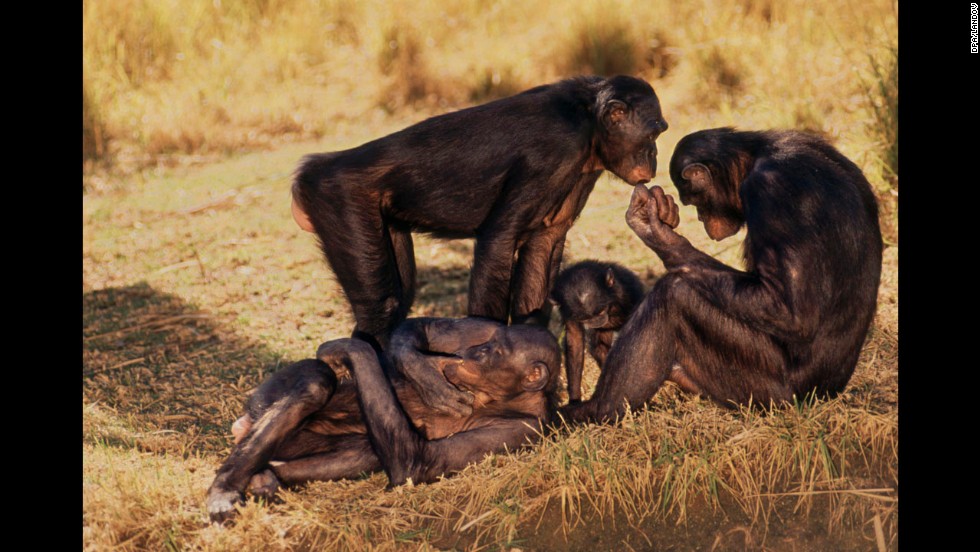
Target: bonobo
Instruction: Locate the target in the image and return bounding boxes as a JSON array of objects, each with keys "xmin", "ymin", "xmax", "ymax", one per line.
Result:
[
  {"xmin": 550, "ymin": 261, "xmax": 644, "ymax": 403},
  {"xmin": 560, "ymin": 128, "xmax": 883, "ymax": 423},
  {"xmin": 206, "ymin": 318, "xmax": 560, "ymax": 523},
  {"xmin": 291, "ymin": 76, "xmax": 667, "ymax": 347}
]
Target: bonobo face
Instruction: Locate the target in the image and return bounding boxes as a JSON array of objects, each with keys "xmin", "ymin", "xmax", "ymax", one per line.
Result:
[
  {"xmin": 555, "ymin": 288, "xmax": 618, "ymax": 330},
  {"xmin": 669, "ymin": 129, "xmax": 745, "ymax": 241},
  {"xmin": 595, "ymin": 76, "xmax": 668, "ymax": 186},
  {"xmin": 444, "ymin": 326, "xmax": 559, "ymax": 399}
]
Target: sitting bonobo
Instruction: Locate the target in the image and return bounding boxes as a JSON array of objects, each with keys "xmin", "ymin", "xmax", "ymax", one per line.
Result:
[
  {"xmin": 206, "ymin": 318, "xmax": 561, "ymax": 523},
  {"xmin": 550, "ymin": 261, "xmax": 645, "ymax": 404}
]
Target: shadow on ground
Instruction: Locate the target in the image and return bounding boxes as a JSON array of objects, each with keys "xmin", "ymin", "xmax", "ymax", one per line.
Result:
[{"xmin": 83, "ymin": 282, "xmax": 289, "ymax": 456}]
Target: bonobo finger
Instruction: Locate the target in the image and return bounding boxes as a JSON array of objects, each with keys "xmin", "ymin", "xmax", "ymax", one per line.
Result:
[
  {"xmin": 649, "ymin": 186, "xmax": 671, "ymax": 223},
  {"xmin": 435, "ymin": 396, "xmax": 473, "ymax": 417},
  {"xmin": 422, "ymin": 385, "xmax": 474, "ymax": 417},
  {"xmin": 626, "ymin": 184, "xmax": 653, "ymax": 225},
  {"xmin": 666, "ymin": 194, "xmax": 680, "ymax": 228},
  {"xmin": 450, "ymin": 400, "xmax": 474, "ymax": 417},
  {"xmin": 630, "ymin": 182, "xmax": 653, "ymax": 206}
]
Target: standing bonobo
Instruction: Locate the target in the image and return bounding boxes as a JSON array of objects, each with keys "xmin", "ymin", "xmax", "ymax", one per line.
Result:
[
  {"xmin": 560, "ymin": 128, "xmax": 883, "ymax": 424},
  {"xmin": 550, "ymin": 261, "xmax": 644, "ymax": 404},
  {"xmin": 291, "ymin": 76, "xmax": 668, "ymax": 347},
  {"xmin": 207, "ymin": 318, "xmax": 560, "ymax": 523}
]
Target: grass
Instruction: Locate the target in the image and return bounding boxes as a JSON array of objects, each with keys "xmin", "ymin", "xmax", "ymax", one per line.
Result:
[{"xmin": 84, "ymin": 0, "xmax": 898, "ymax": 549}]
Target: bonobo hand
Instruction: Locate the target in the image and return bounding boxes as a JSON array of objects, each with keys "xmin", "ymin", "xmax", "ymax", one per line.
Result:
[
  {"xmin": 410, "ymin": 357, "xmax": 475, "ymax": 417},
  {"xmin": 625, "ymin": 184, "xmax": 681, "ymax": 248},
  {"xmin": 316, "ymin": 338, "xmax": 367, "ymax": 378}
]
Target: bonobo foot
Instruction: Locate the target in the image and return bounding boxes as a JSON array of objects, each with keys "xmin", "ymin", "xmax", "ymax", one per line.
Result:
[{"xmin": 207, "ymin": 488, "xmax": 244, "ymax": 524}]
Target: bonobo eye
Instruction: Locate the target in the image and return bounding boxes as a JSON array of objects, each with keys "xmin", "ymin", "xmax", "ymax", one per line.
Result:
[{"xmin": 473, "ymin": 344, "xmax": 492, "ymax": 362}]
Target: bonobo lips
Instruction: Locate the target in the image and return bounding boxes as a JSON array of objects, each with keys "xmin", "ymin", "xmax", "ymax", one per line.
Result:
[{"xmin": 627, "ymin": 165, "xmax": 655, "ymax": 186}]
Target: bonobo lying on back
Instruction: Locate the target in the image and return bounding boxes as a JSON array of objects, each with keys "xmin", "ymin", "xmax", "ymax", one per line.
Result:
[{"xmin": 206, "ymin": 318, "xmax": 560, "ymax": 523}]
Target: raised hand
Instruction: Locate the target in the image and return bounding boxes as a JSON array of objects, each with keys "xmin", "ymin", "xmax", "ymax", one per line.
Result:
[{"xmin": 625, "ymin": 184, "xmax": 680, "ymax": 248}]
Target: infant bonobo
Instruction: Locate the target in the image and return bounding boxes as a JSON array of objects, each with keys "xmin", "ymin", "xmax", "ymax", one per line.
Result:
[
  {"xmin": 550, "ymin": 261, "xmax": 644, "ymax": 403},
  {"xmin": 206, "ymin": 318, "xmax": 560, "ymax": 523}
]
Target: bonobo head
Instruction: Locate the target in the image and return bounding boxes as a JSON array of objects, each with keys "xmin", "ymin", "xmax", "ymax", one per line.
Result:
[
  {"xmin": 592, "ymin": 75, "xmax": 668, "ymax": 186},
  {"xmin": 444, "ymin": 325, "xmax": 561, "ymax": 401},
  {"xmin": 669, "ymin": 127, "xmax": 753, "ymax": 241},
  {"xmin": 551, "ymin": 261, "xmax": 644, "ymax": 330}
]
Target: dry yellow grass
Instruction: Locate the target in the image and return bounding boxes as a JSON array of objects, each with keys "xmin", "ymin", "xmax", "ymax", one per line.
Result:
[{"xmin": 84, "ymin": 1, "xmax": 898, "ymax": 549}]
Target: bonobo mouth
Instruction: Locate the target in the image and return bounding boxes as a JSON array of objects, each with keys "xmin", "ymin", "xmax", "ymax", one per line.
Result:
[
  {"xmin": 626, "ymin": 163, "xmax": 655, "ymax": 186},
  {"xmin": 582, "ymin": 312, "xmax": 610, "ymax": 330}
]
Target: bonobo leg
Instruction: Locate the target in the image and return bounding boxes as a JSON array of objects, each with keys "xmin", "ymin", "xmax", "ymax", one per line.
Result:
[
  {"xmin": 559, "ymin": 273, "xmax": 791, "ymax": 424},
  {"xmin": 510, "ymin": 226, "xmax": 568, "ymax": 326},
  {"xmin": 510, "ymin": 175, "xmax": 598, "ymax": 326},
  {"xmin": 389, "ymin": 225, "xmax": 416, "ymax": 323},
  {"xmin": 207, "ymin": 359, "xmax": 337, "ymax": 523},
  {"xmin": 589, "ymin": 329, "xmax": 615, "ymax": 368},
  {"xmin": 268, "ymin": 434, "xmax": 381, "ymax": 485},
  {"xmin": 306, "ymin": 187, "xmax": 412, "ymax": 348}
]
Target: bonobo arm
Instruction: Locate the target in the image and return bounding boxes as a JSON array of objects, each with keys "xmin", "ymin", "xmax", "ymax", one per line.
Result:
[
  {"xmin": 323, "ymin": 338, "xmax": 540, "ymax": 487},
  {"xmin": 387, "ymin": 318, "xmax": 501, "ymax": 416},
  {"xmin": 563, "ymin": 320, "xmax": 586, "ymax": 403},
  {"xmin": 510, "ymin": 173, "xmax": 599, "ymax": 325},
  {"xmin": 469, "ymin": 161, "xmax": 559, "ymax": 323},
  {"xmin": 625, "ymin": 183, "xmax": 812, "ymax": 342}
]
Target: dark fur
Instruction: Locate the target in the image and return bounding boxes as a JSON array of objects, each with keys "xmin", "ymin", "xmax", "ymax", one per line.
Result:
[
  {"xmin": 292, "ymin": 76, "xmax": 667, "ymax": 347},
  {"xmin": 560, "ymin": 128, "xmax": 882, "ymax": 423},
  {"xmin": 550, "ymin": 261, "xmax": 644, "ymax": 403},
  {"xmin": 206, "ymin": 318, "xmax": 560, "ymax": 523}
]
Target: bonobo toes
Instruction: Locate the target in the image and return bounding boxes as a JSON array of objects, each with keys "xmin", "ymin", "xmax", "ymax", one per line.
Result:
[{"xmin": 207, "ymin": 488, "xmax": 244, "ymax": 524}]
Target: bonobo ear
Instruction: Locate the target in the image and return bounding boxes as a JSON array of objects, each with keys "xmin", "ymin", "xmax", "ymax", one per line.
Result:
[
  {"xmin": 522, "ymin": 362, "xmax": 550, "ymax": 391},
  {"xmin": 681, "ymin": 163, "xmax": 711, "ymax": 190},
  {"xmin": 605, "ymin": 267, "xmax": 616, "ymax": 288},
  {"xmin": 604, "ymin": 100, "xmax": 629, "ymax": 126}
]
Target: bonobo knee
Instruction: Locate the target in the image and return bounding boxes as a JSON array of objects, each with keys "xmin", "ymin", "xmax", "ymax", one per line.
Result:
[
  {"xmin": 246, "ymin": 359, "xmax": 338, "ymax": 417},
  {"xmin": 648, "ymin": 271, "xmax": 691, "ymax": 303},
  {"xmin": 316, "ymin": 337, "xmax": 379, "ymax": 377}
]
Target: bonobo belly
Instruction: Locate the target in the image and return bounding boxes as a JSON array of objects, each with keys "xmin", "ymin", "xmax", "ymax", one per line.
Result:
[{"xmin": 300, "ymin": 381, "xmax": 470, "ymax": 440}]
